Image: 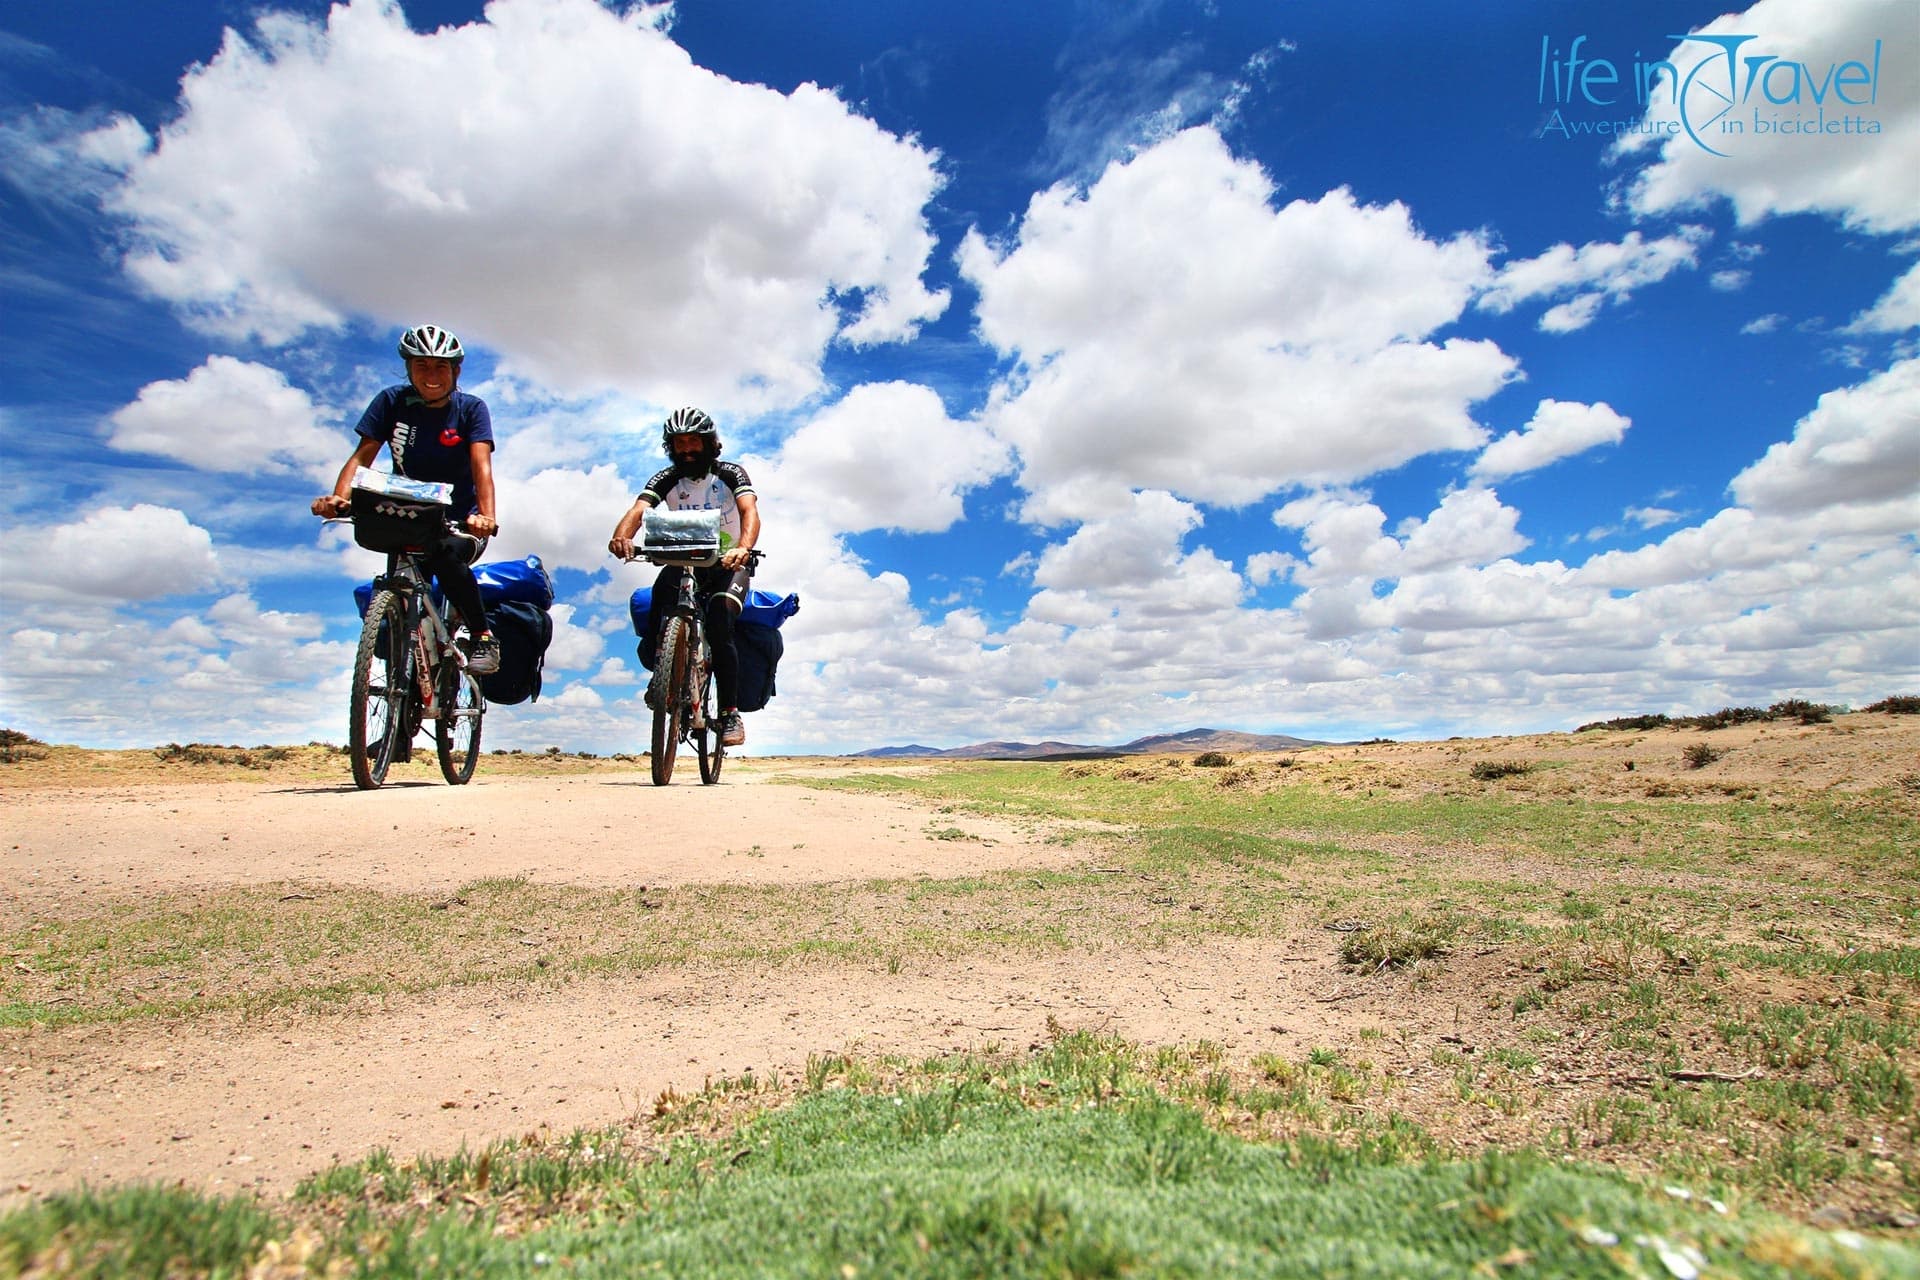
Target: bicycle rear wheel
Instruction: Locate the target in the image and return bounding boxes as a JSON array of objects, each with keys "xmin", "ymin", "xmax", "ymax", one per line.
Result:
[
  {"xmin": 650, "ymin": 616, "xmax": 689, "ymax": 785},
  {"xmin": 696, "ymin": 646, "xmax": 723, "ymax": 785},
  {"xmin": 436, "ymin": 665, "xmax": 484, "ymax": 784},
  {"xmin": 350, "ymin": 590, "xmax": 411, "ymax": 790}
]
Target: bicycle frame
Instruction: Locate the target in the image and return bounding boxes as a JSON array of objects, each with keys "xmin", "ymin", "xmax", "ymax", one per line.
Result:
[
  {"xmin": 341, "ymin": 516, "xmax": 487, "ymax": 789},
  {"xmin": 375, "ymin": 550, "xmax": 462, "ymax": 721},
  {"xmin": 634, "ymin": 548, "xmax": 761, "ymax": 785}
]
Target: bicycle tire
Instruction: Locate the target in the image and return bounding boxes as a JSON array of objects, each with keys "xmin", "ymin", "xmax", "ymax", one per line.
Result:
[
  {"xmin": 436, "ymin": 664, "xmax": 484, "ymax": 785},
  {"xmin": 651, "ymin": 616, "xmax": 689, "ymax": 785},
  {"xmin": 350, "ymin": 590, "xmax": 411, "ymax": 790},
  {"xmin": 696, "ymin": 643, "xmax": 723, "ymax": 784}
]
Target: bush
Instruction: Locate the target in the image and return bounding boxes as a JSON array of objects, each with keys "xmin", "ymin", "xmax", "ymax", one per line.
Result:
[
  {"xmin": 1470, "ymin": 760, "xmax": 1532, "ymax": 781},
  {"xmin": 0, "ymin": 728, "xmax": 47, "ymax": 764},
  {"xmin": 1865, "ymin": 695, "xmax": 1920, "ymax": 715},
  {"xmin": 1682, "ymin": 743, "xmax": 1723, "ymax": 769},
  {"xmin": 1193, "ymin": 752, "xmax": 1233, "ymax": 768},
  {"xmin": 1576, "ymin": 714, "xmax": 1671, "ymax": 732},
  {"xmin": 1691, "ymin": 706, "xmax": 1768, "ymax": 731},
  {"xmin": 1768, "ymin": 699, "xmax": 1834, "ymax": 724}
]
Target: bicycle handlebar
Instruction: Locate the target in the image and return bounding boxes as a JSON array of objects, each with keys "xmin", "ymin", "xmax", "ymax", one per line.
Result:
[
  {"xmin": 617, "ymin": 548, "xmax": 765, "ymax": 567},
  {"xmin": 320, "ymin": 514, "xmax": 500, "ymax": 535}
]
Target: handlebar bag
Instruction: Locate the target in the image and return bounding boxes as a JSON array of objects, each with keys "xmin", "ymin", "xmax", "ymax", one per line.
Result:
[
  {"xmin": 349, "ymin": 489, "xmax": 451, "ymax": 554},
  {"xmin": 640, "ymin": 509, "xmax": 723, "ymax": 565}
]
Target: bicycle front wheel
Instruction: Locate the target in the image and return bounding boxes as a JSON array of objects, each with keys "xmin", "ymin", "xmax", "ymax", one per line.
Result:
[
  {"xmin": 650, "ymin": 616, "xmax": 689, "ymax": 785},
  {"xmin": 436, "ymin": 665, "xmax": 485, "ymax": 785},
  {"xmin": 350, "ymin": 590, "xmax": 411, "ymax": 790},
  {"xmin": 696, "ymin": 645, "xmax": 723, "ymax": 785}
]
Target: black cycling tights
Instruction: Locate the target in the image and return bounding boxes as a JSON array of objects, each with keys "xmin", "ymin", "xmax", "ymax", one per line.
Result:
[
  {"xmin": 703, "ymin": 590, "xmax": 739, "ymax": 712},
  {"xmin": 424, "ymin": 543, "xmax": 489, "ymax": 638}
]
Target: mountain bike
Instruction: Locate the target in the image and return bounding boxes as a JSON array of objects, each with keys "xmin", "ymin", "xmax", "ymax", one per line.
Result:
[
  {"xmin": 630, "ymin": 513, "xmax": 761, "ymax": 786},
  {"xmin": 341, "ymin": 479, "xmax": 487, "ymax": 790}
]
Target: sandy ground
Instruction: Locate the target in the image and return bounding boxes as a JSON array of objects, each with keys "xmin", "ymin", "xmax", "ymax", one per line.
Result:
[
  {"xmin": 0, "ymin": 772, "xmax": 1080, "ymax": 902},
  {"xmin": 1, "ymin": 715, "xmax": 1914, "ymax": 1210}
]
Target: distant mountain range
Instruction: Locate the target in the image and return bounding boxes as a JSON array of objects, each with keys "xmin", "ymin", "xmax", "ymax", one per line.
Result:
[{"xmin": 851, "ymin": 727, "xmax": 1328, "ymax": 760}]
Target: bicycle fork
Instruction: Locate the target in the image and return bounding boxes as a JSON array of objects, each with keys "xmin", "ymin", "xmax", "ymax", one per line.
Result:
[{"xmin": 674, "ymin": 574, "xmax": 707, "ymax": 731}]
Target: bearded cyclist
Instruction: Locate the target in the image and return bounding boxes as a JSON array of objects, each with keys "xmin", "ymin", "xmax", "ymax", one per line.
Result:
[
  {"xmin": 608, "ymin": 407, "xmax": 760, "ymax": 747},
  {"xmin": 312, "ymin": 324, "xmax": 502, "ymax": 674}
]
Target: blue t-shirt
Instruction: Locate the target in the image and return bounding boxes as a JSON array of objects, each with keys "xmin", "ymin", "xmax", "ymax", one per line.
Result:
[{"xmin": 353, "ymin": 386, "xmax": 495, "ymax": 514}]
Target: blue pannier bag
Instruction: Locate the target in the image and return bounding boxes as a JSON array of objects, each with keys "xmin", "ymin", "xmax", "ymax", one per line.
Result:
[
  {"xmin": 627, "ymin": 586, "xmax": 799, "ymax": 636},
  {"xmin": 354, "ymin": 555, "xmax": 557, "ymax": 704},
  {"xmin": 628, "ymin": 587, "xmax": 796, "ymax": 712},
  {"xmin": 474, "ymin": 555, "xmax": 554, "ymax": 610},
  {"xmin": 353, "ymin": 554, "xmax": 553, "ymax": 617},
  {"xmin": 480, "ymin": 598, "xmax": 553, "ymax": 706},
  {"xmin": 732, "ymin": 621, "xmax": 784, "ymax": 713}
]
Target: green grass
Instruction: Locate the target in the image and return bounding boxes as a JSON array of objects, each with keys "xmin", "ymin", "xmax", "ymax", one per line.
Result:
[
  {"xmin": 4, "ymin": 753, "xmax": 1916, "ymax": 1273},
  {"xmin": 5, "ymin": 1032, "xmax": 1912, "ymax": 1279}
]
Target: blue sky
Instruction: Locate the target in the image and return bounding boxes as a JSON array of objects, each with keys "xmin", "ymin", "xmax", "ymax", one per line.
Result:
[{"xmin": 1, "ymin": 0, "xmax": 1915, "ymax": 756}]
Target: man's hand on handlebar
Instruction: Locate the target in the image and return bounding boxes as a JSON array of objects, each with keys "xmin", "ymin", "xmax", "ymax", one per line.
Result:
[
  {"xmin": 720, "ymin": 546, "xmax": 757, "ymax": 571},
  {"xmin": 312, "ymin": 494, "xmax": 349, "ymax": 518},
  {"xmin": 466, "ymin": 513, "xmax": 498, "ymax": 537},
  {"xmin": 609, "ymin": 535, "xmax": 637, "ymax": 561}
]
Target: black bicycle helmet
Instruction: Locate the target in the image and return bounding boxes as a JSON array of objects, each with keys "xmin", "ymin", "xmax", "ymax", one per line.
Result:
[
  {"xmin": 398, "ymin": 324, "xmax": 464, "ymax": 361},
  {"xmin": 662, "ymin": 406, "xmax": 717, "ymax": 442}
]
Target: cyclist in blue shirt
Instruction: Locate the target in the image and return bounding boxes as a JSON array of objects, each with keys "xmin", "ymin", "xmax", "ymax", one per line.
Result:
[{"xmin": 312, "ymin": 324, "xmax": 502, "ymax": 674}]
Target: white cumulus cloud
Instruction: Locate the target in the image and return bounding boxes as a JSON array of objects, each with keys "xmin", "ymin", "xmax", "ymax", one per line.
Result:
[
  {"xmin": 79, "ymin": 0, "xmax": 946, "ymax": 409},
  {"xmin": 1729, "ymin": 358, "xmax": 1920, "ymax": 513},
  {"xmin": 106, "ymin": 356, "xmax": 340, "ymax": 475},
  {"xmin": 1845, "ymin": 261, "xmax": 1920, "ymax": 333},
  {"xmin": 1476, "ymin": 230, "xmax": 1708, "ymax": 331},
  {"xmin": 2, "ymin": 504, "xmax": 221, "ymax": 601},
  {"xmin": 958, "ymin": 127, "xmax": 1510, "ymax": 520},
  {"xmin": 1617, "ymin": 0, "xmax": 1920, "ymax": 233},
  {"xmin": 767, "ymin": 382, "xmax": 1010, "ymax": 535},
  {"xmin": 1472, "ymin": 399, "xmax": 1631, "ymax": 481}
]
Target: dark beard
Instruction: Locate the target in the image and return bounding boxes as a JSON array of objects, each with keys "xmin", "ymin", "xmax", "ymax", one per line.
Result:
[{"xmin": 670, "ymin": 448, "xmax": 715, "ymax": 481}]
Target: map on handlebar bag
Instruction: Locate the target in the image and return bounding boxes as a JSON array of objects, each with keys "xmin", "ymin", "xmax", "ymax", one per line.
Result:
[
  {"xmin": 640, "ymin": 508, "xmax": 725, "ymax": 565},
  {"xmin": 351, "ymin": 467, "xmax": 453, "ymax": 506}
]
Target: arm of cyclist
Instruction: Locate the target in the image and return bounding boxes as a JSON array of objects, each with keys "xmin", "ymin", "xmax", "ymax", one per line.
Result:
[
  {"xmin": 719, "ymin": 491, "xmax": 760, "ymax": 570},
  {"xmin": 311, "ymin": 438, "xmax": 383, "ymax": 518},
  {"xmin": 607, "ymin": 494, "xmax": 655, "ymax": 561},
  {"xmin": 465, "ymin": 438, "xmax": 498, "ymax": 537}
]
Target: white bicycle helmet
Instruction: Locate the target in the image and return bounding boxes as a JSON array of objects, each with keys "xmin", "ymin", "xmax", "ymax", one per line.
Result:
[
  {"xmin": 398, "ymin": 324, "xmax": 464, "ymax": 361},
  {"xmin": 662, "ymin": 406, "xmax": 717, "ymax": 442}
]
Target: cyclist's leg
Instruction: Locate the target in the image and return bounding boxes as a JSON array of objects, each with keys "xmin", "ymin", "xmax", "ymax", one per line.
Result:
[
  {"xmin": 427, "ymin": 533, "xmax": 490, "ymax": 636},
  {"xmin": 703, "ymin": 565, "xmax": 750, "ymax": 712}
]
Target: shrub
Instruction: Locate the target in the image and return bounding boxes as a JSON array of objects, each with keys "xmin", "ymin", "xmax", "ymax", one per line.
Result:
[
  {"xmin": 1690, "ymin": 706, "xmax": 1768, "ymax": 731},
  {"xmin": 1193, "ymin": 751, "xmax": 1233, "ymax": 768},
  {"xmin": 0, "ymin": 728, "xmax": 47, "ymax": 764},
  {"xmin": 1768, "ymin": 699, "xmax": 1833, "ymax": 724},
  {"xmin": 1470, "ymin": 760, "xmax": 1532, "ymax": 781},
  {"xmin": 1576, "ymin": 714, "xmax": 1671, "ymax": 732},
  {"xmin": 1682, "ymin": 743, "xmax": 1724, "ymax": 769},
  {"xmin": 1864, "ymin": 695, "xmax": 1920, "ymax": 715}
]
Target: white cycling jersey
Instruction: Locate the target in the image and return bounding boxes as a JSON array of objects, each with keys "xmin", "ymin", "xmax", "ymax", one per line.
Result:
[{"xmin": 639, "ymin": 461, "xmax": 755, "ymax": 549}]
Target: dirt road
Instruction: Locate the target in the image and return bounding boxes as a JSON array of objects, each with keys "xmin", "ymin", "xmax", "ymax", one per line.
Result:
[{"xmin": 1, "ymin": 766, "xmax": 1382, "ymax": 1206}]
